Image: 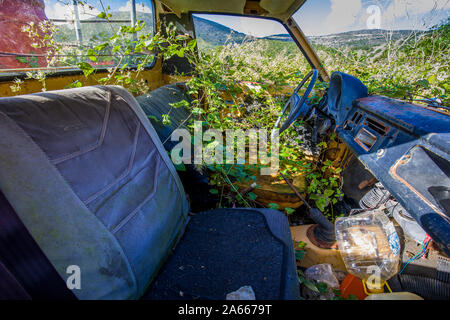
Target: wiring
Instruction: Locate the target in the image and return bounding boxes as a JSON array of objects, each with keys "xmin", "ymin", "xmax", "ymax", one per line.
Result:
[{"xmin": 399, "ymin": 235, "xmax": 432, "ymax": 274}]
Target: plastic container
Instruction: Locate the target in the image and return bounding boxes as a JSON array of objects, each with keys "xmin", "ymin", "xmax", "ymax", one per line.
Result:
[
  {"xmin": 335, "ymin": 209, "xmax": 400, "ymax": 292},
  {"xmin": 390, "ymin": 202, "xmax": 427, "ymax": 243}
]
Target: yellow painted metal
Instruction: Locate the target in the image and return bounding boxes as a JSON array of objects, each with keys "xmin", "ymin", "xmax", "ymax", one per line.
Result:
[
  {"xmin": 156, "ymin": 0, "xmax": 306, "ymax": 21},
  {"xmin": 291, "ymin": 224, "xmax": 347, "ymax": 271},
  {"xmin": 0, "ymin": 59, "xmax": 165, "ymax": 97},
  {"xmin": 286, "ymin": 18, "xmax": 330, "ymax": 82},
  {"xmin": 237, "ymin": 172, "xmax": 306, "ymax": 210}
]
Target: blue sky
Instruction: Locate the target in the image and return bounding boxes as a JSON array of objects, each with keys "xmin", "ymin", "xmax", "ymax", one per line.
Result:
[
  {"xmin": 197, "ymin": 0, "xmax": 450, "ymax": 37},
  {"xmin": 44, "ymin": 0, "xmax": 449, "ymax": 36}
]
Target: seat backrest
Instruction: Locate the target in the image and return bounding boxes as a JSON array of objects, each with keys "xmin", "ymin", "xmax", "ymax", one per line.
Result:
[{"xmin": 0, "ymin": 85, "xmax": 189, "ymax": 299}]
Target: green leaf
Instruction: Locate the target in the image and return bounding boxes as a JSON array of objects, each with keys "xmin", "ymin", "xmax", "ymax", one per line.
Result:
[
  {"xmin": 161, "ymin": 114, "xmax": 171, "ymax": 126},
  {"xmin": 295, "ymin": 250, "xmax": 305, "ymax": 261},
  {"xmin": 297, "ymin": 241, "xmax": 307, "ymax": 249},
  {"xmin": 316, "ymin": 282, "xmax": 328, "ymax": 294},
  {"xmin": 209, "ymin": 189, "xmax": 219, "ymax": 195},
  {"xmin": 248, "ymin": 192, "xmax": 258, "ymax": 201},
  {"xmin": 268, "ymin": 203, "xmax": 279, "ymax": 210},
  {"xmin": 173, "ymin": 162, "xmax": 186, "ymax": 171},
  {"xmin": 169, "ymin": 100, "xmax": 190, "ymax": 108},
  {"xmin": 324, "ymin": 189, "xmax": 335, "ymax": 198},
  {"xmin": 76, "ymin": 62, "xmax": 94, "ymax": 77},
  {"xmin": 427, "ymin": 75, "xmax": 437, "ymax": 84},
  {"xmin": 284, "ymin": 207, "xmax": 295, "ymax": 215},
  {"xmin": 414, "ymin": 79, "xmax": 429, "ymax": 88},
  {"xmin": 64, "ymin": 80, "xmax": 82, "ymax": 89},
  {"xmin": 147, "ymin": 115, "xmax": 159, "ymax": 122},
  {"xmin": 302, "ymin": 279, "xmax": 319, "ymax": 292},
  {"xmin": 97, "ymin": 12, "xmax": 107, "ymax": 19}
]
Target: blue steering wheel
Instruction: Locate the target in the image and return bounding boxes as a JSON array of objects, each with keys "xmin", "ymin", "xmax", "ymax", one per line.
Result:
[{"xmin": 274, "ymin": 69, "xmax": 318, "ymax": 134}]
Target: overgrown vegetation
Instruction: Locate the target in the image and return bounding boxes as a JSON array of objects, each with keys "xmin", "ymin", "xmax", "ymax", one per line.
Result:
[{"xmin": 10, "ymin": 7, "xmax": 449, "ymax": 222}]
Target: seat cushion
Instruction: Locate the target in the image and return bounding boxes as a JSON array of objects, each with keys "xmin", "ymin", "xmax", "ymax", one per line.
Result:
[
  {"xmin": 136, "ymin": 83, "xmax": 191, "ymax": 152},
  {"xmin": 0, "ymin": 85, "xmax": 189, "ymax": 299},
  {"xmin": 143, "ymin": 208, "xmax": 300, "ymax": 300}
]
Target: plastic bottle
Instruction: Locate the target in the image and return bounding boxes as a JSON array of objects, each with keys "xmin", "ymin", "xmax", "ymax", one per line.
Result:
[{"xmin": 335, "ymin": 209, "xmax": 400, "ymax": 293}]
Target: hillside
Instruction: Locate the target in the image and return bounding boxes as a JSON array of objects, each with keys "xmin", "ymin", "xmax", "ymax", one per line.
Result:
[
  {"xmin": 53, "ymin": 13, "xmax": 422, "ymax": 52},
  {"xmin": 192, "ymin": 15, "xmax": 248, "ymax": 46},
  {"xmin": 308, "ymin": 29, "xmax": 421, "ymax": 49},
  {"xmin": 192, "ymin": 17, "xmax": 422, "ymax": 52}
]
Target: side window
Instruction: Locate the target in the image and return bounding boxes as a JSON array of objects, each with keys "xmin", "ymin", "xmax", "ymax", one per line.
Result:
[{"xmin": 0, "ymin": 0, "xmax": 155, "ymax": 74}]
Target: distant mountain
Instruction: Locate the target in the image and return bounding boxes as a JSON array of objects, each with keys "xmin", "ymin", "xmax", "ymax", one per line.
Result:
[
  {"xmin": 193, "ymin": 17, "xmax": 421, "ymax": 51},
  {"xmin": 308, "ymin": 29, "xmax": 421, "ymax": 49},
  {"xmin": 54, "ymin": 12, "xmax": 421, "ymax": 52},
  {"xmin": 262, "ymin": 34, "xmax": 293, "ymax": 42},
  {"xmin": 192, "ymin": 16, "xmax": 249, "ymax": 46}
]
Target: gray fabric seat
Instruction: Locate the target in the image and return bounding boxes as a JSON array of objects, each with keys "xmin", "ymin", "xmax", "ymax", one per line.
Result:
[{"xmin": 0, "ymin": 85, "xmax": 299, "ymax": 300}]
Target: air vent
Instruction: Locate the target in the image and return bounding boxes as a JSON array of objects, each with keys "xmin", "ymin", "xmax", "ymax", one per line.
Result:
[
  {"xmin": 350, "ymin": 112, "xmax": 363, "ymax": 124},
  {"xmin": 355, "ymin": 128, "xmax": 377, "ymax": 151},
  {"xmin": 366, "ymin": 117, "xmax": 388, "ymax": 135}
]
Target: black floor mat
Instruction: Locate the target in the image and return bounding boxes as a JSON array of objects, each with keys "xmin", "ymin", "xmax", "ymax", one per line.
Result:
[{"xmin": 142, "ymin": 208, "xmax": 299, "ymax": 300}]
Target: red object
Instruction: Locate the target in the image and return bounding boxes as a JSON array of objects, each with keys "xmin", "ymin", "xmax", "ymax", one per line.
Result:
[
  {"xmin": 0, "ymin": 0, "xmax": 49, "ymax": 69},
  {"xmin": 340, "ymin": 274, "xmax": 368, "ymax": 300}
]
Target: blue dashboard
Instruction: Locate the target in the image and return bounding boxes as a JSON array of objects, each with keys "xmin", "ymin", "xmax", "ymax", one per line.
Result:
[{"xmin": 328, "ymin": 72, "xmax": 450, "ymax": 255}]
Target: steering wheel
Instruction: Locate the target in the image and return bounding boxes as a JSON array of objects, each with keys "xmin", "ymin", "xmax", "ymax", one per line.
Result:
[{"xmin": 274, "ymin": 69, "xmax": 318, "ymax": 134}]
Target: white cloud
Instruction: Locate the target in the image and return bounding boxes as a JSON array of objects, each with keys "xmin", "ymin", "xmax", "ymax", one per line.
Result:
[
  {"xmin": 383, "ymin": 0, "xmax": 450, "ymax": 28},
  {"xmin": 323, "ymin": 0, "xmax": 363, "ymax": 34},
  {"xmin": 44, "ymin": 1, "xmax": 71, "ymax": 20},
  {"xmin": 44, "ymin": 1, "xmax": 100, "ymax": 21},
  {"xmin": 236, "ymin": 17, "xmax": 287, "ymax": 37},
  {"xmin": 119, "ymin": 1, "xmax": 152, "ymax": 13},
  {"xmin": 385, "ymin": 0, "xmax": 449, "ymax": 18}
]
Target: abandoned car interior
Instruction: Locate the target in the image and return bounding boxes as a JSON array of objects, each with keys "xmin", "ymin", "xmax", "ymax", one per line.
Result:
[{"xmin": 0, "ymin": 0, "xmax": 449, "ymax": 301}]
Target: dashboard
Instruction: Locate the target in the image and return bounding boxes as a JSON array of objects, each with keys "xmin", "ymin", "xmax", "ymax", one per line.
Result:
[{"xmin": 328, "ymin": 72, "xmax": 450, "ymax": 255}]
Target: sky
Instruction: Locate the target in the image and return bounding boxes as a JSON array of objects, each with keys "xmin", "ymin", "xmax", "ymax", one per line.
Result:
[
  {"xmin": 44, "ymin": 0, "xmax": 153, "ymax": 20},
  {"xmin": 294, "ymin": 0, "xmax": 450, "ymax": 36},
  {"xmin": 197, "ymin": 0, "xmax": 450, "ymax": 37},
  {"xmin": 43, "ymin": 0, "xmax": 449, "ymax": 36}
]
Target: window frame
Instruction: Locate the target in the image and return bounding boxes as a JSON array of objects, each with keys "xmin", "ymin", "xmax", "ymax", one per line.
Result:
[{"xmin": 0, "ymin": 0, "xmax": 157, "ymax": 82}]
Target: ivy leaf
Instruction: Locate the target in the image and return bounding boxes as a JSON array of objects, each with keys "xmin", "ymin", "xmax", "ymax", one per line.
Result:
[
  {"xmin": 285, "ymin": 207, "xmax": 295, "ymax": 215},
  {"xmin": 77, "ymin": 62, "xmax": 94, "ymax": 77},
  {"xmin": 324, "ymin": 189, "xmax": 335, "ymax": 198},
  {"xmin": 295, "ymin": 250, "xmax": 305, "ymax": 260},
  {"xmin": 297, "ymin": 241, "xmax": 307, "ymax": 249},
  {"xmin": 414, "ymin": 79, "xmax": 429, "ymax": 88},
  {"xmin": 248, "ymin": 192, "xmax": 258, "ymax": 201},
  {"xmin": 316, "ymin": 282, "xmax": 328, "ymax": 294},
  {"xmin": 87, "ymin": 49, "xmax": 97, "ymax": 62},
  {"xmin": 161, "ymin": 114, "xmax": 171, "ymax": 126},
  {"xmin": 64, "ymin": 80, "xmax": 82, "ymax": 89},
  {"xmin": 169, "ymin": 100, "xmax": 190, "ymax": 108},
  {"xmin": 302, "ymin": 279, "xmax": 319, "ymax": 292},
  {"xmin": 268, "ymin": 203, "xmax": 280, "ymax": 210}
]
